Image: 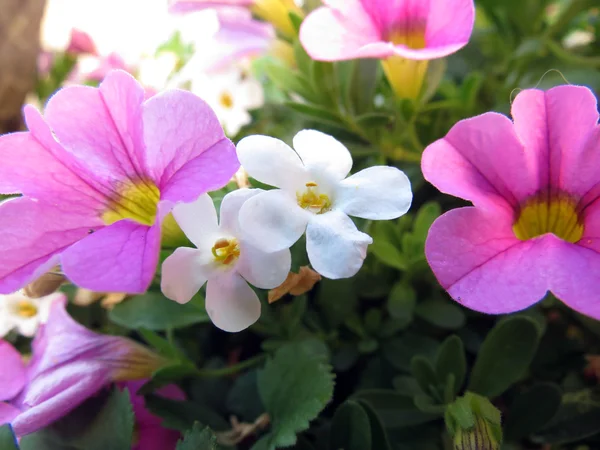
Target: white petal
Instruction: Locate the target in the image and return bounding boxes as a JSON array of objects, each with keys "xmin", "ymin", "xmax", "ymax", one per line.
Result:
[
  {"xmin": 293, "ymin": 130, "xmax": 352, "ymax": 181},
  {"xmin": 161, "ymin": 247, "xmax": 214, "ymax": 304},
  {"xmin": 172, "ymin": 194, "xmax": 219, "ymax": 248},
  {"xmin": 16, "ymin": 318, "xmax": 39, "ymax": 337},
  {"xmin": 219, "ymin": 188, "xmax": 263, "ymax": 236},
  {"xmin": 205, "ymin": 272, "xmax": 261, "ymax": 332},
  {"xmin": 0, "ymin": 316, "xmax": 14, "ymax": 338},
  {"xmin": 237, "ymin": 135, "xmax": 308, "ymax": 191},
  {"xmin": 335, "ymin": 166, "xmax": 413, "ymax": 220},
  {"xmin": 306, "ymin": 210, "xmax": 373, "ymax": 279},
  {"xmin": 237, "ymin": 243, "xmax": 291, "ymax": 289},
  {"xmin": 239, "ymin": 189, "xmax": 310, "ymax": 253},
  {"xmin": 223, "ymin": 108, "xmax": 251, "ymax": 136},
  {"xmin": 234, "ymin": 78, "xmax": 264, "ymax": 110},
  {"xmin": 36, "ymin": 292, "xmax": 63, "ymax": 324}
]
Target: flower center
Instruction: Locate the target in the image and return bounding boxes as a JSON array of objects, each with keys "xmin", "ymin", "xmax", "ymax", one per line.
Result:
[
  {"xmin": 219, "ymin": 91, "xmax": 234, "ymax": 109},
  {"xmin": 212, "ymin": 238, "xmax": 241, "ymax": 266},
  {"xmin": 512, "ymin": 193, "xmax": 583, "ymax": 243},
  {"xmin": 388, "ymin": 28, "xmax": 426, "ymax": 50},
  {"xmin": 14, "ymin": 300, "xmax": 38, "ymax": 318},
  {"xmin": 297, "ymin": 182, "xmax": 332, "ymax": 214},
  {"xmin": 102, "ymin": 180, "xmax": 160, "ymax": 226}
]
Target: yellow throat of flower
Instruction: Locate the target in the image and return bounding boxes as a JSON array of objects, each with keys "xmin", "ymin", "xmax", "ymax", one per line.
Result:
[
  {"xmin": 381, "ymin": 29, "xmax": 428, "ymax": 100},
  {"xmin": 297, "ymin": 182, "xmax": 332, "ymax": 214},
  {"xmin": 513, "ymin": 193, "xmax": 584, "ymax": 243},
  {"xmin": 212, "ymin": 238, "xmax": 241, "ymax": 266},
  {"xmin": 15, "ymin": 300, "xmax": 38, "ymax": 318},
  {"xmin": 252, "ymin": 0, "xmax": 304, "ymax": 38},
  {"xmin": 102, "ymin": 180, "xmax": 160, "ymax": 226}
]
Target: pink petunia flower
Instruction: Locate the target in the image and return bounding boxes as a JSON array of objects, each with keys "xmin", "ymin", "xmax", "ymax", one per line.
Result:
[
  {"xmin": 119, "ymin": 380, "xmax": 185, "ymax": 450},
  {"xmin": 0, "ymin": 69, "xmax": 238, "ymax": 294},
  {"xmin": 300, "ymin": 0, "xmax": 475, "ymax": 99},
  {"xmin": 422, "ymin": 85, "xmax": 600, "ymax": 318},
  {"xmin": 1, "ymin": 296, "xmax": 166, "ymax": 436}
]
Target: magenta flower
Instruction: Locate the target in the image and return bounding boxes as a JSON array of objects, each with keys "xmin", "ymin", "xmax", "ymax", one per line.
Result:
[
  {"xmin": 66, "ymin": 29, "xmax": 98, "ymax": 55},
  {"xmin": 422, "ymin": 85, "xmax": 600, "ymax": 318},
  {"xmin": 0, "ymin": 69, "xmax": 238, "ymax": 294},
  {"xmin": 2, "ymin": 296, "xmax": 165, "ymax": 436},
  {"xmin": 300, "ymin": 0, "xmax": 475, "ymax": 99}
]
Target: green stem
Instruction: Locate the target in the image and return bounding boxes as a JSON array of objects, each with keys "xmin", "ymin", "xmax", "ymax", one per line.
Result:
[
  {"xmin": 193, "ymin": 354, "xmax": 267, "ymax": 378},
  {"xmin": 545, "ymin": 39, "xmax": 600, "ymax": 68},
  {"xmin": 544, "ymin": 0, "xmax": 596, "ymax": 39}
]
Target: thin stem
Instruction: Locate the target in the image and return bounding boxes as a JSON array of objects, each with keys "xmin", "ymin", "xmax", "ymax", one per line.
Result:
[
  {"xmin": 545, "ymin": 39, "xmax": 600, "ymax": 68},
  {"xmin": 193, "ymin": 354, "xmax": 267, "ymax": 378}
]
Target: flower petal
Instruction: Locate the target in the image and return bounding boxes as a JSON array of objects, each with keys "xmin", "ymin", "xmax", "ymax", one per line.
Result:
[
  {"xmin": 172, "ymin": 194, "xmax": 219, "ymax": 248},
  {"xmin": 161, "ymin": 247, "xmax": 213, "ymax": 304},
  {"xmin": 424, "ymin": 0, "xmax": 475, "ymax": 58},
  {"xmin": 61, "ymin": 221, "xmax": 161, "ymax": 294},
  {"xmin": 142, "ymin": 89, "xmax": 238, "ymax": 194},
  {"xmin": 236, "ymin": 135, "xmax": 308, "ymax": 191},
  {"xmin": 306, "ymin": 210, "xmax": 372, "ymax": 279},
  {"xmin": 205, "ymin": 272, "xmax": 261, "ymax": 332},
  {"xmin": 335, "ymin": 166, "xmax": 412, "ymax": 219},
  {"xmin": 219, "ymin": 188, "xmax": 263, "ymax": 236},
  {"xmin": 422, "ymin": 112, "xmax": 537, "ymax": 214},
  {"xmin": 0, "ymin": 404, "xmax": 21, "ymax": 427},
  {"xmin": 238, "ymin": 189, "xmax": 310, "ymax": 252},
  {"xmin": 293, "ymin": 130, "xmax": 353, "ymax": 181},
  {"xmin": 0, "ymin": 340, "xmax": 26, "ymax": 401},
  {"xmin": 237, "ymin": 243, "xmax": 291, "ymax": 289},
  {"xmin": 425, "ymin": 207, "xmax": 549, "ymax": 313},
  {"xmin": 44, "ymin": 70, "xmax": 148, "ymax": 182},
  {"xmin": 0, "ymin": 198, "xmax": 99, "ymax": 294}
]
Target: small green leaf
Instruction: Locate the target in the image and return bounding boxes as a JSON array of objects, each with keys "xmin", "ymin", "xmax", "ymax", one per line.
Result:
[
  {"xmin": 354, "ymin": 112, "xmax": 394, "ymax": 128},
  {"xmin": 504, "ymin": 383, "xmax": 562, "ymax": 441},
  {"xmin": 369, "ymin": 239, "xmax": 407, "ymax": 270},
  {"xmin": 109, "ymin": 292, "xmax": 209, "ymax": 330},
  {"xmin": 435, "ymin": 335, "xmax": 466, "ymax": 396},
  {"xmin": 410, "ymin": 356, "xmax": 439, "ymax": 396},
  {"xmin": 387, "ymin": 281, "xmax": 416, "ymax": 327},
  {"xmin": 257, "ymin": 342, "xmax": 335, "ymax": 449},
  {"xmin": 176, "ymin": 423, "xmax": 218, "ymax": 450},
  {"xmin": 352, "ymin": 390, "xmax": 440, "ymax": 428},
  {"xmin": 138, "ymin": 328, "xmax": 188, "ymax": 360},
  {"xmin": 413, "ymin": 202, "xmax": 442, "ymax": 241},
  {"xmin": 468, "ymin": 317, "xmax": 542, "ymax": 398},
  {"xmin": 356, "ymin": 400, "xmax": 392, "ymax": 450},
  {"xmin": 0, "ymin": 425, "xmax": 18, "ymax": 450},
  {"xmin": 284, "ymin": 102, "xmax": 344, "ymax": 127},
  {"xmin": 382, "ymin": 334, "xmax": 439, "ymax": 372},
  {"xmin": 415, "ymin": 299, "xmax": 466, "ymax": 330},
  {"xmin": 330, "ymin": 401, "xmax": 372, "ymax": 450},
  {"xmin": 288, "ymin": 11, "xmax": 303, "ymax": 34},
  {"xmin": 346, "ymin": 59, "xmax": 380, "ymax": 114}
]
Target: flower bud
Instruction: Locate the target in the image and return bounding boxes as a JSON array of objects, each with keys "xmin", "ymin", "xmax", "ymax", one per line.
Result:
[{"xmin": 445, "ymin": 392, "xmax": 502, "ymax": 450}]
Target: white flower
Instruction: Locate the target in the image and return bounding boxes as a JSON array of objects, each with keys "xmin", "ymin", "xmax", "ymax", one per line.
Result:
[
  {"xmin": 236, "ymin": 130, "xmax": 413, "ymax": 279},
  {"xmin": 0, "ymin": 291, "xmax": 62, "ymax": 338},
  {"xmin": 161, "ymin": 190, "xmax": 291, "ymax": 332},
  {"xmin": 189, "ymin": 65, "xmax": 264, "ymax": 136}
]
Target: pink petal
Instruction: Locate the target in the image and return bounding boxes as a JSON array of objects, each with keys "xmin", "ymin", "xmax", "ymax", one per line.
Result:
[
  {"xmin": 0, "ymin": 403, "xmax": 21, "ymax": 426},
  {"xmin": 43, "ymin": 70, "xmax": 149, "ymax": 184},
  {"xmin": 422, "ymin": 112, "xmax": 538, "ymax": 215},
  {"xmin": 120, "ymin": 380, "xmax": 185, "ymax": 428},
  {"xmin": 424, "ymin": 0, "xmax": 475, "ymax": 59},
  {"xmin": 142, "ymin": 89, "xmax": 238, "ymax": 201},
  {"xmin": 511, "ymin": 85, "xmax": 600, "ymax": 203},
  {"xmin": 0, "ymin": 341, "xmax": 26, "ymax": 401},
  {"xmin": 425, "ymin": 207, "xmax": 549, "ymax": 313},
  {"xmin": 169, "ymin": 0, "xmax": 252, "ymax": 13},
  {"xmin": 135, "ymin": 426, "xmax": 181, "ymax": 450},
  {"xmin": 61, "ymin": 221, "xmax": 160, "ymax": 293},
  {"xmin": 0, "ymin": 198, "xmax": 100, "ymax": 294}
]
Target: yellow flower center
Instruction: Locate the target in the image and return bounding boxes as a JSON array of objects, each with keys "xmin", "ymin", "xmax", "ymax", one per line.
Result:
[
  {"xmin": 15, "ymin": 300, "xmax": 38, "ymax": 318},
  {"xmin": 219, "ymin": 92, "xmax": 234, "ymax": 109},
  {"xmin": 513, "ymin": 193, "xmax": 584, "ymax": 243},
  {"xmin": 381, "ymin": 28, "xmax": 428, "ymax": 100},
  {"xmin": 251, "ymin": 0, "xmax": 304, "ymax": 37},
  {"xmin": 102, "ymin": 180, "xmax": 160, "ymax": 226},
  {"xmin": 297, "ymin": 182, "xmax": 332, "ymax": 214},
  {"xmin": 212, "ymin": 238, "xmax": 241, "ymax": 266}
]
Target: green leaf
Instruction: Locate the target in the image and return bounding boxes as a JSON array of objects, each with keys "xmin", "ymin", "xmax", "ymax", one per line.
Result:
[
  {"xmin": 468, "ymin": 317, "xmax": 542, "ymax": 398},
  {"xmin": 504, "ymin": 383, "xmax": 562, "ymax": 441},
  {"xmin": 330, "ymin": 401, "xmax": 372, "ymax": 450},
  {"xmin": 415, "ymin": 299, "xmax": 466, "ymax": 330},
  {"xmin": 0, "ymin": 425, "xmax": 18, "ymax": 450},
  {"xmin": 284, "ymin": 102, "xmax": 344, "ymax": 128},
  {"xmin": 138, "ymin": 328, "xmax": 189, "ymax": 360},
  {"xmin": 145, "ymin": 395, "xmax": 229, "ymax": 432},
  {"xmin": 382, "ymin": 334, "xmax": 439, "ymax": 372},
  {"xmin": 20, "ymin": 388, "xmax": 134, "ymax": 450},
  {"xmin": 288, "ymin": 11, "xmax": 303, "ymax": 34},
  {"xmin": 257, "ymin": 342, "xmax": 335, "ymax": 449},
  {"xmin": 369, "ymin": 239, "xmax": 407, "ymax": 270},
  {"xmin": 176, "ymin": 423, "xmax": 218, "ymax": 450},
  {"xmin": 354, "ymin": 112, "xmax": 394, "ymax": 128},
  {"xmin": 109, "ymin": 292, "xmax": 209, "ymax": 331},
  {"xmin": 420, "ymin": 58, "xmax": 447, "ymax": 103},
  {"xmin": 316, "ymin": 278, "xmax": 357, "ymax": 328},
  {"xmin": 435, "ymin": 335, "xmax": 467, "ymax": 396},
  {"xmin": 356, "ymin": 400, "xmax": 392, "ymax": 450},
  {"xmin": 387, "ymin": 282, "xmax": 416, "ymax": 327},
  {"xmin": 352, "ymin": 390, "xmax": 440, "ymax": 428},
  {"xmin": 410, "ymin": 356, "xmax": 439, "ymax": 397},
  {"xmin": 346, "ymin": 59, "xmax": 380, "ymax": 114},
  {"xmin": 412, "ymin": 202, "xmax": 442, "ymax": 241}
]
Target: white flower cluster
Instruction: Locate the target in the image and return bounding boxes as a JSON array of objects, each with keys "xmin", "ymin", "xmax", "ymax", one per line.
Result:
[{"xmin": 161, "ymin": 130, "xmax": 412, "ymax": 332}]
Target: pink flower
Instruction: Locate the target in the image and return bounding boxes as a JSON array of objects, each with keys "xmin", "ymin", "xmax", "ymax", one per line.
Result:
[
  {"xmin": 2, "ymin": 296, "xmax": 166, "ymax": 436},
  {"xmin": 300, "ymin": 0, "xmax": 475, "ymax": 99},
  {"xmin": 0, "ymin": 69, "xmax": 238, "ymax": 294},
  {"xmin": 66, "ymin": 29, "xmax": 98, "ymax": 55},
  {"xmin": 120, "ymin": 380, "xmax": 185, "ymax": 450},
  {"xmin": 422, "ymin": 85, "xmax": 600, "ymax": 318}
]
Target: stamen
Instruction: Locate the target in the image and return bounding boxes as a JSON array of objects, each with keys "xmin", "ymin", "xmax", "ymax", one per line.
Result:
[
  {"xmin": 297, "ymin": 182, "xmax": 332, "ymax": 214},
  {"xmin": 212, "ymin": 238, "xmax": 241, "ymax": 266},
  {"xmin": 15, "ymin": 300, "xmax": 38, "ymax": 318}
]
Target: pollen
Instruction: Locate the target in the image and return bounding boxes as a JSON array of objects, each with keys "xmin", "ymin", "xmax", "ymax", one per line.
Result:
[
  {"xmin": 102, "ymin": 180, "xmax": 160, "ymax": 226},
  {"xmin": 513, "ymin": 193, "xmax": 584, "ymax": 243},
  {"xmin": 15, "ymin": 300, "xmax": 38, "ymax": 318},
  {"xmin": 297, "ymin": 182, "xmax": 331, "ymax": 214},
  {"xmin": 212, "ymin": 238, "xmax": 241, "ymax": 266},
  {"xmin": 219, "ymin": 92, "xmax": 234, "ymax": 109}
]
